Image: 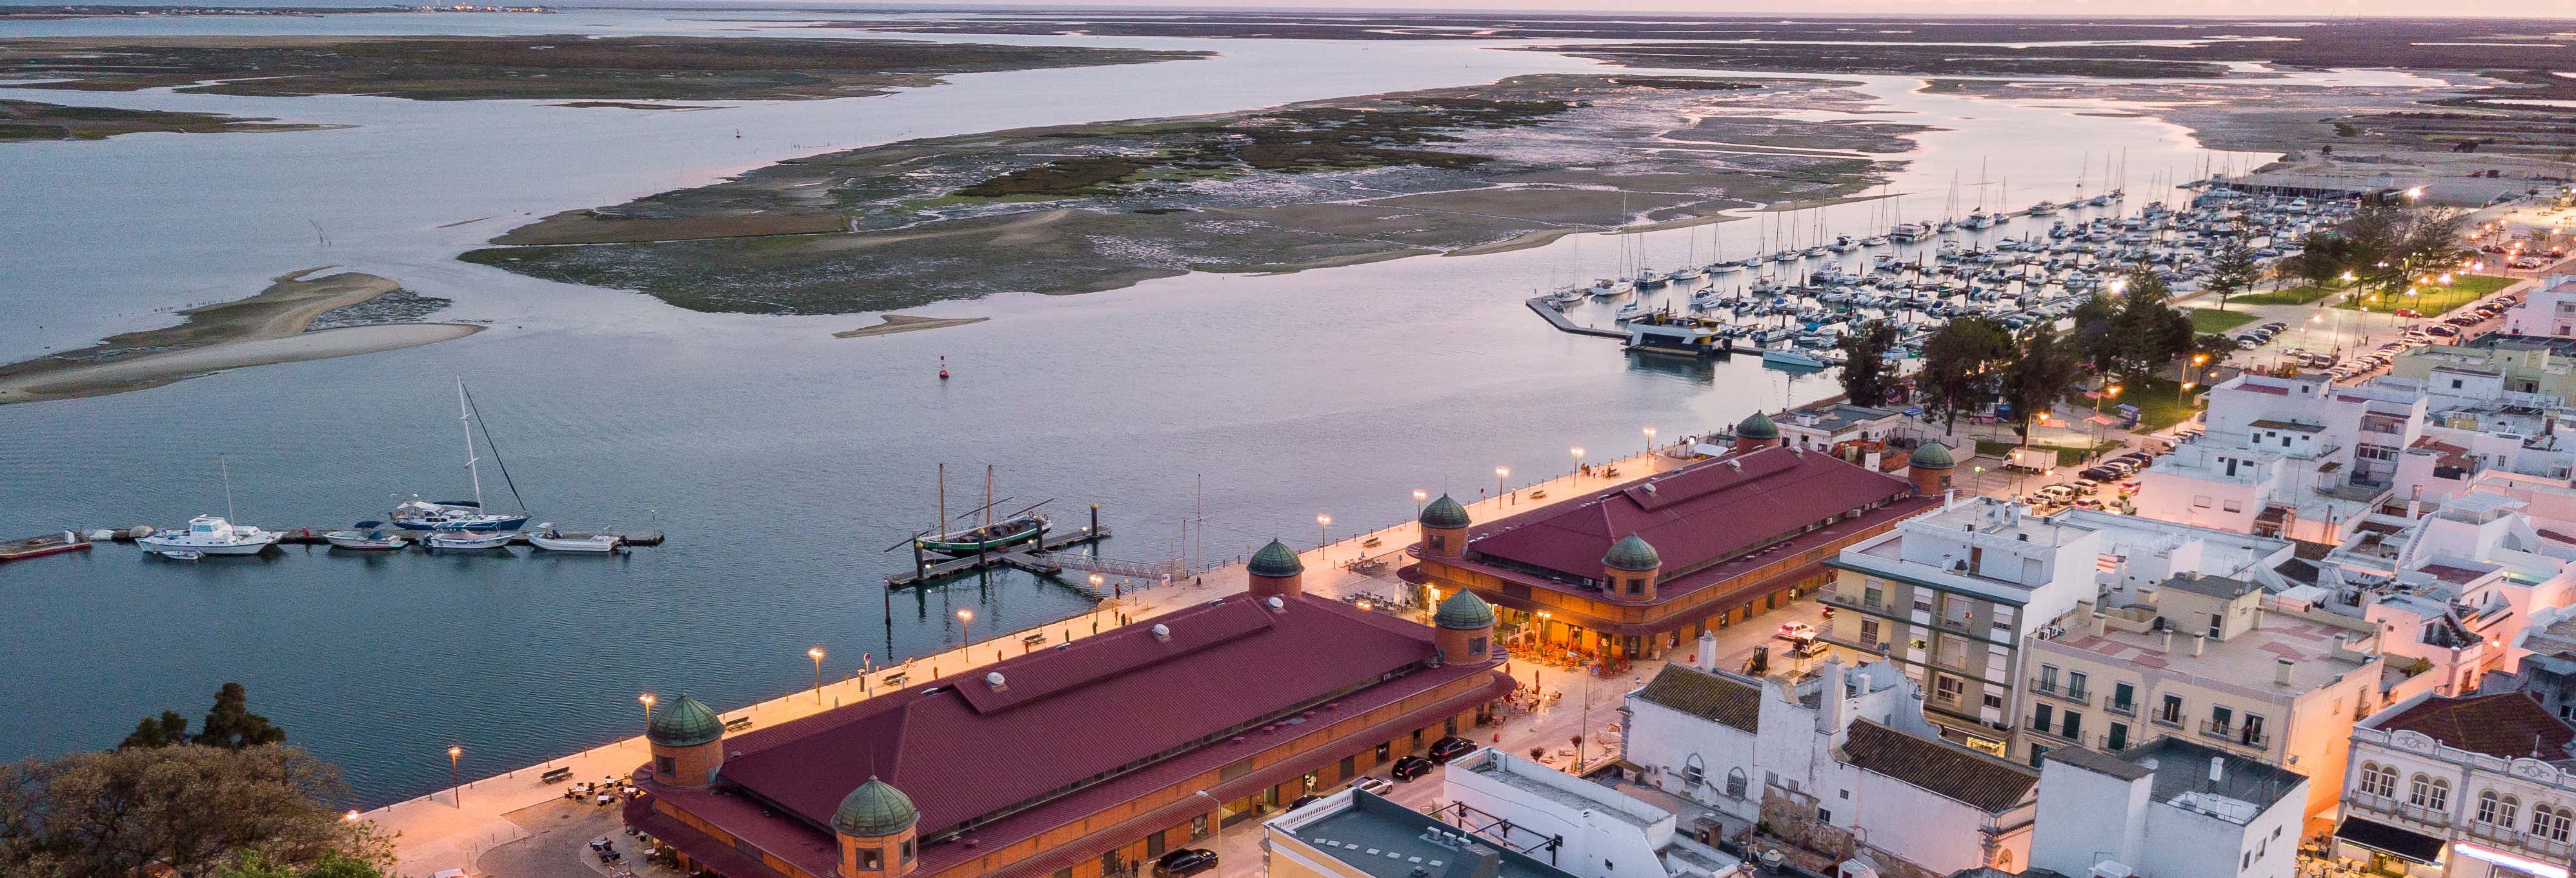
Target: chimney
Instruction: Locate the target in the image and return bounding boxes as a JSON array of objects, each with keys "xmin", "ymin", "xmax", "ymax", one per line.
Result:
[
  {"xmin": 2162, "ymin": 629, "xmax": 2175, "ymax": 653},
  {"xmin": 1696, "ymin": 630, "xmax": 1720, "ymax": 670},
  {"xmin": 2092, "ymin": 612, "xmax": 2109, "ymax": 637},
  {"xmin": 2208, "ymin": 755, "xmax": 2226, "ymax": 788},
  {"xmin": 2193, "ymin": 634, "xmax": 2208, "ymax": 657},
  {"xmin": 2275, "ymin": 658, "xmax": 2294, "ymax": 686}
]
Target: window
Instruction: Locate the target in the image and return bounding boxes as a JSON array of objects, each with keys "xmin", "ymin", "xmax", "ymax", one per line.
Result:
[
  {"xmin": 1864, "ymin": 584, "xmax": 1884, "ymax": 607},
  {"xmin": 2111, "ymin": 682, "xmax": 2135, "ymax": 712},
  {"xmin": 900, "ymin": 839, "xmax": 914, "ymax": 865},
  {"xmin": 1682, "ymin": 754, "xmax": 1706, "ymax": 787},
  {"xmin": 2159, "ymin": 694, "xmax": 2184, "ymax": 724},
  {"xmin": 1915, "ymin": 595, "xmax": 1934, "ymax": 613},
  {"xmin": 1725, "ymin": 768, "xmax": 1749, "ymax": 799},
  {"xmin": 858, "ymin": 848, "xmax": 883, "ymax": 870},
  {"xmin": 655, "ymin": 755, "xmax": 675, "ymax": 774},
  {"xmin": 1816, "ymin": 807, "xmax": 1833, "ymax": 823},
  {"xmin": 2210, "ymin": 704, "xmax": 2234, "ymax": 735},
  {"xmin": 2028, "ymin": 744, "xmax": 2049, "ymax": 768},
  {"xmin": 2106, "ymin": 723, "xmax": 2128, "ymax": 752},
  {"xmin": 2060, "ymin": 710, "xmax": 2082, "ymax": 740},
  {"xmin": 2478, "ymin": 791, "xmax": 2520, "ymax": 826},
  {"xmin": 1469, "ymin": 635, "xmax": 1487, "ymax": 657},
  {"xmin": 2409, "ymin": 775, "xmax": 2450, "ymax": 812},
  {"xmin": 1983, "ymin": 692, "xmax": 2004, "ymax": 710},
  {"xmin": 2066, "ymin": 671, "xmax": 2089, "ymax": 699},
  {"xmin": 2222, "ymin": 499, "xmax": 2243, "ymax": 513},
  {"xmin": 1627, "ymin": 577, "xmax": 1645, "ymax": 595},
  {"xmin": 1936, "ymin": 675, "xmax": 1964, "ymax": 704},
  {"xmin": 2240, "ymin": 714, "xmax": 2267, "ymax": 747},
  {"xmin": 2031, "ymin": 704, "xmax": 2055, "ymax": 732},
  {"xmin": 2535, "ymin": 805, "xmax": 2573, "ymax": 843},
  {"xmin": 2038, "ymin": 665, "xmax": 2060, "ymax": 690},
  {"xmin": 2193, "ymin": 495, "xmax": 2213, "ymax": 509},
  {"xmin": 2360, "ymin": 763, "xmax": 2397, "ymax": 800},
  {"xmin": 1860, "ymin": 619, "xmax": 1882, "ymax": 645}
]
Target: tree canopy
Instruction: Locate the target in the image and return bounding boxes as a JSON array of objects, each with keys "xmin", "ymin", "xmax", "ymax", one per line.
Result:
[
  {"xmin": 1998, "ymin": 324, "xmax": 2084, "ymax": 443},
  {"xmin": 1914, "ymin": 316, "xmax": 2010, "ymax": 433},
  {"xmin": 0, "ymin": 744, "xmax": 388, "ymax": 878},
  {"xmin": 1835, "ymin": 320, "xmax": 1902, "ymax": 406},
  {"xmin": 121, "ymin": 683, "xmax": 285, "ymax": 751}
]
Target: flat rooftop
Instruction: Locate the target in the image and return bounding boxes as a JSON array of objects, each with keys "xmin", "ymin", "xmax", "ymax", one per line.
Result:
[
  {"xmin": 1289, "ymin": 791, "xmax": 1571, "ymax": 878},
  {"xmin": 2037, "ymin": 610, "xmax": 2371, "ymax": 695}
]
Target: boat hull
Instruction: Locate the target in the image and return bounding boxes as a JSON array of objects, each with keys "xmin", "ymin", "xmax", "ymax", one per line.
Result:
[
  {"xmin": 918, "ymin": 517, "xmax": 1045, "ymax": 556},
  {"xmin": 391, "ymin": 515, "xmax": 528, "ymax": 532}
]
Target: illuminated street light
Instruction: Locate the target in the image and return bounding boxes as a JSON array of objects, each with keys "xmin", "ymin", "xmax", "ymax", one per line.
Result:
[
  {"xmin": 1643, "ymin": 426, "xmax": 1657, "ymax": 455},
  {"xmin": 1495, "ymin": 466, "xmax": 1510, "ymax": 497},
  {"xmin": 638, "ymin": 692, "xmax": 656, "ymax": 725},
  {"xmin": 1570, "ymin": 446, "xmax": 1585, "ymax": 480},
  {"xmin": 958, "ymin": 608, "xmax": 974, "ymax": 647},
  {"xmin": 1317, "ymin": 514, "xmax": 1332, "ymax": 549},
  {"xmin": 809, "ymin": 647, "xmax": 827, "ymax": 704},
  {"xmin": 1413, "ymin": 489, "xmax": 1427, "ymax": 515},
  {"xmin": 447, "ymin": 746, "xmax": 463, "ymax": 809}
]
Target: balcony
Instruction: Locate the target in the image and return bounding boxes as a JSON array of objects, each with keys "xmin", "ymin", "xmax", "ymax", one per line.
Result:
[
  {"xmin": 2027, "ymin": 677, "xmax": 2094, "ymax": 707},
  {"xmin": 2151, "ymin": 712, "xmax": 2186, "ymax": 730},
  {"xmin": 2026, "ymin": 721, "xmax": 2085, "ymax": 743},
  {"xmin": 2094, "ymin": 733, "xmax": 2133, "ymax": 753},
  {"xmin": 2199, "ymin": 719, "xmax": 2269, "ymax": 750},
  {"xmin": 2103, "ymin": 700, "xmax": 2137, "ymax": 719},
  {"xmin": 2349, "ymin": 793, "xmax": 2453, "ymax": 830},
  {"xmin": 2466, "ymin": 821, "xmax": 2576, "ymax": 860}
]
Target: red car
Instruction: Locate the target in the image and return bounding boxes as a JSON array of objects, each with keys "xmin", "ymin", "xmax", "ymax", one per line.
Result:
[{"xmin": 2395, "ymin": 308, "xmax": 2422, "ymax": 318}]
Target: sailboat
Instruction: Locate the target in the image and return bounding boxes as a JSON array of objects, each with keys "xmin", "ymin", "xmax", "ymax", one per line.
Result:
[
  {"xmin": 914, "ymin": 464, "xmax": 1049, "ymax": 557},
  {"xmin": 390, "ymin": 378, "xmax": 530, "ymax": 532}
]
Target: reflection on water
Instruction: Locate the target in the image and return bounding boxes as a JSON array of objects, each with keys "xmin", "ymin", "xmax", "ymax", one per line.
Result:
[{"xmin": 0, "ymin": 8, "xmax": 2338, "ymax": 804}]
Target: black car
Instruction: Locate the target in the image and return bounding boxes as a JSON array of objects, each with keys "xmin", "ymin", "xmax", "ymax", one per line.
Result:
[
  {"xmin": 1428, "ymin": 735, "xmax": 1480, "ymax": 764},
  {"xmin": 1391, "ymin": 754, "xmax": 1437, "ymax": 781},
  {"xmin": 2080, "ymin": 466, "xmax": 2118, "ymax": 481},
  {"xmin": 1290, "ymin": 793, "xmax": 1323, "ymax": 810},
  {"xmin": 1154, "ymin": 848, "xmax": 1220, "ymax": 877}
]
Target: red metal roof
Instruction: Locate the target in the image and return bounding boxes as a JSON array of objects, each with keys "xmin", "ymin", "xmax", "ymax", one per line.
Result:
[
  {"xmin": 1460, "ymin": 447, "xmax": 1917, "ymax": 581},
  {"xmin": 714, "ymin": 594, "xmax": 1442, "ymax": 841}
]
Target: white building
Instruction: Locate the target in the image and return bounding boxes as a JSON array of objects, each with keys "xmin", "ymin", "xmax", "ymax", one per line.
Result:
[
  {"xmin": 2031, "ymin": 737, "xmax": 2308, "ymax": 878},
  {"xmin": 2331, "ymin": 692, "xmax": 2576, "ymax": 878},
  {"xmin": 1263, "ymin": 752, "xmax": 1747, "ymax": 878},
  {"xmin": 1620, "ymin": 655, "xmax": 2040, "ymax": 875},
  {"xmin": 2134, "ymin": 374, "xmax": 2428, "ymax": 543},
  {"xmin": 2504, "ymin": 275, "xmax": 2576, "ymax": 339}
]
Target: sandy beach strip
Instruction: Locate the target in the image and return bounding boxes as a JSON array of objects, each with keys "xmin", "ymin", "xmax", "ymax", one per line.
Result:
[
  {"xmin": 0, "ymin": 267, "xmax": 480, "ymax": 405},
  {"xmin": 833, "ymin": 314, "xmax": 989, "ymax": 338}
]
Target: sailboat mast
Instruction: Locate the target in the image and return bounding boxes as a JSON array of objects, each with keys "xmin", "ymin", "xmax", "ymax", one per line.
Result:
[
  {"xmin": 457, "ymin": 377, "xmax": 484, "ymax": 509},
  {"xmin": 221, "ymin": 455, "xmax": 236, "ymax": 523},
  {"xmin": 937, "ymin": 463, "xmax": 947, "ymax": 536},
  {"xmin": 984, "ymin": 465, "xmax": 994, "ymax": 528}
]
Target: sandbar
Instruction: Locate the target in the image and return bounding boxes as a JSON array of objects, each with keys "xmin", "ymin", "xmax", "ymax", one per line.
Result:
[
  {"xmin": 0, "ymin": 268, "xmax": 478, "ymax": 405},
  {"xmin": 833, "ymin": 314, "xmax": 989, "ymax": 338}
]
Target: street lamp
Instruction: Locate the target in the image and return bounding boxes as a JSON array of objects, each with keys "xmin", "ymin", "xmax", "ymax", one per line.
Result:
[
  {"xmin": 1413, "ymin": 490, "xmax": 1427, "ymax": 515},
  {"xmin": 808, "ymin": 647, "xmax": 826, "ymax": 704},
  {"xmin": 957, "ymin": 608, "xmax": 974, "ymax": 648},
  {"xmin": 1317, "ymin": 514, "xmax": 1331, "ymax": 550},
  {"xmin": 1570, "ymin": 446, "xmax": 1585, "ymax": 480},
  {"xmin": 1642, "ymin": 426, "xmax": 1657, "ymax": 455},
  {"xmin": 1495, "ymin": 466, "xmax": 1509, "ymax": 499},
  {"xmin": 638, "ymin": 692, "xmax": 656, "ymax": 726},
  {"xmin": 447, "ymin": 746, "xmax": 463, "ymax": 809}
]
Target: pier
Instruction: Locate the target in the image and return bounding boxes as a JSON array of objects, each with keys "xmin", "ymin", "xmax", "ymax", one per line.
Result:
[
  {"xmin": 881, "ymin": 523, "xmax": 1127, "ymax": 588},
  {"xmin": 1525, "ymin": 297, "xmax": 1631, "ymax": 339}
]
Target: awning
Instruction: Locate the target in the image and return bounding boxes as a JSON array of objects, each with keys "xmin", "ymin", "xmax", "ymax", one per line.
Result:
[{"xmin": 2336, "ymin": 816, "xmax": 2446, "ymax": 865}]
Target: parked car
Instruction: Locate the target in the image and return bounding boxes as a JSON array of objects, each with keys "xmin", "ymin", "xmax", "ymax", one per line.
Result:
[
  {"xmin": 1351, "ymin": 776, "xmax": 1394, "ymax": 796},
  {"xmin": 2035, "ymin": 484, "xmax": 2077, "ymax": 502},
  {"xmin": 1775, "ymin": 621, "xmax": 1817, "ymax": 641},
  {"xmin": 1391, "ymin": 755, "xmax": 1437, "ymax": 781},
  {"xmin": 1290, "ymin": 793, "xmax": 1322, "ymax": 810},
  {"xmin": 2080, "ymin": 466, "xmax": 2118, "ymax": 481},
  {"xmin": 2395, "ymin": 308, "xmax": 2422, "ymax": 318},
  {"xmin": 1429, "ymin": 736, "xmax": 1480, "ymax": 764},
  {"xmin": 1154, "ymin": 849, "xmax": 1220, "ymax": 877}
]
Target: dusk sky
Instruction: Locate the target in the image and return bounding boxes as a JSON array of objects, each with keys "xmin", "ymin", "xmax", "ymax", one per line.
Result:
[{"xmin": 746, "ymin": 0, "xmax": 2576, "ymax": 15}]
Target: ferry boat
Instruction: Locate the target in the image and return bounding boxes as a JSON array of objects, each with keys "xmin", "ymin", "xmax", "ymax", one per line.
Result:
[{"xmin": 139, "ymin": 515, "xmax": 281, "ymax": 557}]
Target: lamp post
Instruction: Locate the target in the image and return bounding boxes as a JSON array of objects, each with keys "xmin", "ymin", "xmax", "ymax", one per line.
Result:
[
  {"xmin": 638, "ymin": 692, "xmax": 655, "ymax": 726},
  {"xmin": 1413, "ymin": 490, "xmax": 1427, "ymax": 516},
  {"xmin": 1495, "ymin": 466, "xmax": 1510, "ymax": 502},
  {"xmin": 447, "ymin": 746, "xmax": 463, "ymax": 809},
  {"xmin": 1643, "ymin": 426, "xmax": 1657, "ymax": 456},
  {"xmin": 1570, "ymin": 446, "xmax": 1585, "ymax": 481},
  {"xmin": 809, "ymin": 647, "xmax": 826, "ymax": 704},
  {"xmin": 1316, "ymin": 514, "xmax": 1331, "ymax": 554},
  {"xmin": 957, "ymin": 608, "xmax": 974, "ymax": 649}
]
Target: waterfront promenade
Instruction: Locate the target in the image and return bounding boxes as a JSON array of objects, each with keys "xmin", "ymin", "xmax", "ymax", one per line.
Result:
[{"xmin": 369, "ymin": 446, "xmax": 1691, "ymax": 877}]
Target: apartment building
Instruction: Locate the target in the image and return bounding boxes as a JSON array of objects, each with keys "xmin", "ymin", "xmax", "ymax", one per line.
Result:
[
  {"xmin": 2331, "ymin": 692, "xmax": 2576, "ymax": 878},
  {"xmin": 2503, "ymin": 274, "xmax": 2576, "ymax": 339},
  {"xmin": 2134, "ymin": 374, "xmax": 2429, "ymax": 543},
  {"xmin": 2020, "ymin": 572, "xmax": 2381, "ymax": 814},
  {"xmin": 2033, "ymin": 739, "xmax": 2309, "ymax": 878}
]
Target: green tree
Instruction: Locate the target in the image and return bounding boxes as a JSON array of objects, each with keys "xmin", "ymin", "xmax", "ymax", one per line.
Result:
[
  {"xmin": 1913, "ymin": 316, "xmax": 2009, "ymax": 435},
  {"xmin": 217, "ymin": 852, "xmax": 388, "ymax": 878},
  {"xmin": 2202, "ymin": 234, "xmax": 2262, "ymax": 311},
  {"xmin": 119, "ymin": 711, "xmax": 190, "ymax": 750},
  {"xmin": 0, "ymin": 744, "xmax": 390, "ymax": 878},
  {"xmin": 2106, "ymin": 272, "xmax": 2195, "ymax": 383},
  {"xmin": 2068, "ymin": 294, "xmax": 2122, "ymax": 374},
  {"xmin": 1834, "ymin": 320, "xmax": 1901, "ymax": 406},
  {"xmin": 194, "ymin": 683, "xmax": 286, "ymax": 750},
  {"xmin": 1999, "ymin": 324, "xmax": 2084, "ymax": 444},
  {"xmin": 2289, "ymin": 230, "xmax": 2350, "ymax": 293}
]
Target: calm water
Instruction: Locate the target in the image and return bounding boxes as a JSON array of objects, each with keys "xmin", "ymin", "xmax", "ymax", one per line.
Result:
[{"xmin": 0, "ymin": 8, "xmax": 2348, "ymax": 804}]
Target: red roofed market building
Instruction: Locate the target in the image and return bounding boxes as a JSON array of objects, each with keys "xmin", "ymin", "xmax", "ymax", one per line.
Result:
[
  {"xmin": 622, "ymin": 554, "xmax": 1510, "ymax": 878},
  {"xmin": 1403, "ymin": 421, "xmax": 1944, "ymax": 661}
]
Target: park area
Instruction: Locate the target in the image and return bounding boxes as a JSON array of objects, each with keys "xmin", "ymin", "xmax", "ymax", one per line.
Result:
[{"xmin": 2339, "ymin": 274, "xmax": 2516, "ymax": 315}]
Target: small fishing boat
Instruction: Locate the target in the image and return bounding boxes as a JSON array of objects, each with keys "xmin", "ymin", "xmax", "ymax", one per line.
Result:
[
  {"xmin": 139, "ymin": 515, "xmax": 280, "ymax": 556},
  {"xmin": 528, "ymin": 527, "xmax": 622, "ymax": 553},
  {"xmin": 0, "ymin": 531, "xmax": 90, "ymax": 561},
  {"xmin": 1615, "ymin": 302, "xmax": 1648, "ymax": 321},
  {"xmin": 323, "ymin": 524, "xmax": 411, "ymax": 551},
  {"xmin": 425, "ymin": 530, "xmax": 516, "ymax": 551},
  {"xmin": 153, "ymin": 549, "xmax": 203, "ymax": 561}
]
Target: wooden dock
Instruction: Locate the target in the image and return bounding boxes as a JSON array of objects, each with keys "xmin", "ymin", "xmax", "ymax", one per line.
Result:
[
  {"xmin": 884, "ymin": 524, "xmax": 1116, "ymax": 588},
  {"xmin": 1526, "ymin": 297, "xmax": 1632, "ymax": 340},
  {"xmin": 268, "ymin": 529, "xmax": 665, "ymax": 548}
]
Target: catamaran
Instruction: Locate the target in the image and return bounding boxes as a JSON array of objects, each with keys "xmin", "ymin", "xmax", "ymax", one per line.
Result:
[{"xmin": 391, "ymin": 379, "xmax": 530, "ymax": 532}]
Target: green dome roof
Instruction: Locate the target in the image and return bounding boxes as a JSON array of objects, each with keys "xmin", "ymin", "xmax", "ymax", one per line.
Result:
[
  {"xmin": 1911, "ymin": 441, "xmax": 1956, "ymax": 470},
  {"xmin": 646, "ymin": 695, "xmax": 723, "ymax": 748},
  {"xmin": 1434, "ymin": 589, "xmax": 1496, "ymax": 630},
  {"xmin": 1418, "ymin": 494, "xmax": 1471, "ymax": 530},
  {"xmin": 1604, "ymin": 534, "xmax": 1662, "ymax": 572},
  {"xmin": 833, "ymin": 777, "xmax": 918, "ymax": 837},
  {"xmin": 1247, "ymin": 539, "xmax": 1304, "ymax": 578},
  {"xmin": 1736, "ymin": 410, "xmax": 1780, "ymax": 440}
]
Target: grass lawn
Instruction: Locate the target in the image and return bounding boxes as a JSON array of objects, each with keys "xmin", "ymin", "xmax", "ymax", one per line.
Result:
[
  {"xmin": 2231, "ymin": 284, "xmax": 2340, "ymax": 306},
  {"xmin": 1975, "ymin": 439, "xmax": 2122, "ymax": 466},
  {"xmin": 2337, "ymin": 274, "xmax": 2517, "ymax": 316},
  {"xmin": 2188, "ymin": 308, "xmax": 2257, "ymax": 334},
  {"xmin": 2058, "ymin": 375, "xmax": 2200, "ymax": 433}
]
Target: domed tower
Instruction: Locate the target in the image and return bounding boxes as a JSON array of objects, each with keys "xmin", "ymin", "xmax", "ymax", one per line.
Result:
[
  {"xmin": 1247, "ymin": 539, "xmax": 1305, "ymax": 601},
  {"xmin": 1734, "ymin": 410, "xmax": 1782, "ymax": 453},
  {"xmin": 1433, "ymin": 589, "xmax": 1498, "ymax": 666},
  {"xmin": 1418, "ymin": 494, "xmax": 1471, "ymax": 558},
  {"xmin": 1603, "ymin": 534, "xmax": 1662, "ymax": 603},
  {"xmin": 645, "ymin": 695, "xmax": 725, "ymax": 788},
  {"xmin": 834, "ymin": 777, "xmax": 920, "ymax": 878},
  {"xmin": 1907, "ymin": 441, "xmax": 1956, "ymax": 496}
]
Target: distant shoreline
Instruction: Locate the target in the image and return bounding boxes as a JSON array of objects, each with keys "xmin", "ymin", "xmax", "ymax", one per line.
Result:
[{"xmin": 0, "ymin": 268, "xmax": 480, "ymax": 406}]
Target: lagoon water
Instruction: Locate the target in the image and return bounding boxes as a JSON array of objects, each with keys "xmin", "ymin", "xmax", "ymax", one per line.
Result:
[{"xmin": 0, "ymin": 7, "xmax": 2328, "ymax": 804}]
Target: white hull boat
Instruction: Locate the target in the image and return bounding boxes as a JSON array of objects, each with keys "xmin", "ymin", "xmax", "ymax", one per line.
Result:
[
  {"xmin": 324, "ymin": 528, "xmax": 412, "ymax": 550},
  {"xmin": 139, "ymin": 515, "xmax": 280, "ymax": 556},
  {"xmin": 426, "ymin": 531, "xmax": 516, "ymax": 550},
  {"xmin": 528, "ymin": 528, "xmax": 622, "ymax": 553}
]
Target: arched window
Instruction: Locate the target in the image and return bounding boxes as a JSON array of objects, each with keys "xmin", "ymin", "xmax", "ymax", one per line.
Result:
[
  {"xmin": 2409, "ymin": 774, "xmax": 2450, "ymax": 812},
  {"xmin": 2360, "ymin": 763, "xmax": 2398, "ymax": 799},
  {"xmin": 2536, "ymin": 805, "xmax": 2574, "ymax": 843},
  {"xmin": 1725, "ymin": 767, "xmax": 1749, "ymax": 800},
  {"xmin": 1682, "ymin": 754, "xmax": 1706, "ymax": 788},
  {"xmin": 2479, "ymin": 791, "xmax": 2521, "ymax": 826}
]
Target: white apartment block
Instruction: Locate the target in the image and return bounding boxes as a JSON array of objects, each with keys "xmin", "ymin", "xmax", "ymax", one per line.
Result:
[
  {"xmin": 2033, "ymin": 738, "xmax": 2308, "ymax": 878},
  {"xmin": 2331, "ymin": 692, "xmax": 2576, "ymax": 878},
  {"xmin": 2504, "ymin": 275, "xmax": 2576, "ymax": 339}
]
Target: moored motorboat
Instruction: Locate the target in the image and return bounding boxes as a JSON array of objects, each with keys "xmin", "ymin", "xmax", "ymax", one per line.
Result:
[
  {"xmin": 528, "ymin": 527, "xmax": 622, "ymax": 553},
  {"xmin": 139, "ymin": 515, "xmax": 280, "ymax": 556},
  {"xmin": 425, "ymin": 530, "xmax": 516, "ymax": 550},
  {"xmin": 323, "ymin": 525, "xmax": 411, "ymax": 550},
  {"xmin": 1762, "ymin": 348, "xmax": 1831, "ymax": 370}
]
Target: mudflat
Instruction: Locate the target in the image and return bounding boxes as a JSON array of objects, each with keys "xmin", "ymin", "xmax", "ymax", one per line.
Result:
[
  {"xmin": 0, "ymin": 268, "xmax": 478, "ymax": 405},
  {"xmin": 0, "ymin": 35, "xmax": 1209, "ymax": 101},
  {"xmin": 461, "ymin": 74, "xmax": 1924, "ymax": 315},
  {"xmin": 0, "ymin": 98, "xmax": 325, "ymax": 141}
]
